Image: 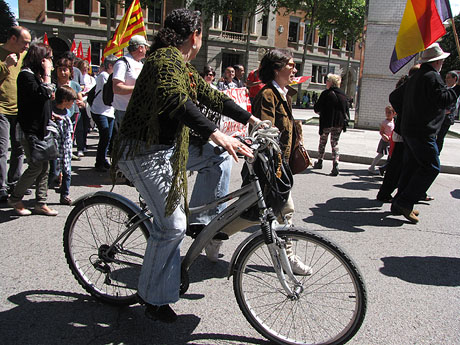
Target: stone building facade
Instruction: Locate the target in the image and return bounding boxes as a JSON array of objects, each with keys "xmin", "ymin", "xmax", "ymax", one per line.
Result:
[{"xmin": 16, "ymin": 0, "xmax": 362, "ymax": 101}]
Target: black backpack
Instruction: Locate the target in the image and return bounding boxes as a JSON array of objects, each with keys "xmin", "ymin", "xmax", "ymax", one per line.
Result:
[
  {"xmin": 103, "ymin": 57, "xmax": 130, "ymax": 106},
  {"xmin": 86, "ymin": 85, "xmax": 99, "ymax": 107}
]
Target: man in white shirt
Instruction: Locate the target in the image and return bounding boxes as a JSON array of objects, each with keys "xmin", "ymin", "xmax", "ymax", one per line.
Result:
[
  {"xmin": 90, "ymin": 55, "xmax": 118, "ymax": 171},
  {"xmin": 112, "ymin": 35, "xmax": 149, "ymax": 127}
]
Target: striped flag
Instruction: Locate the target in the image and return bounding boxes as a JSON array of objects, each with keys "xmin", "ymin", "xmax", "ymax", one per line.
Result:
[
  {"xmin": 290, "ymin": 76, "xmax": 312, "ymax": 85},
  {"xmin": 390, "ymin": 0, "xmax": 452, "ymax": 73},
  {"xmin": 103, "ymin": 0, "xmax": 147, "ymax": 58}
]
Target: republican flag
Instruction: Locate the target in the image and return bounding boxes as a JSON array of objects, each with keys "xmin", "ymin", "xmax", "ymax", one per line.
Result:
[
  {"xmin": 390, "ymin": 0, "xmax": 452, "ymax": 73},
  {"xmin": 77, "ymin": 41, "xmax": 84, "ymax": 59},
  {"xmin": 71, "ymin": 40, "xmax": 77, "ymax": 55},
  {"xmin": 43, "ymin": 33, "xmax": 49, "ymax": 46},
  {"xmin": 103, "ymin": 0, "xmax": 147, "ymax": 58},
  {"xmin": 290, "ymin": 76, "xmax": 312, "ymax": 85}
]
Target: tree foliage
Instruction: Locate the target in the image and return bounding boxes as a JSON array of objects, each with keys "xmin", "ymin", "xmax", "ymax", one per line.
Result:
[
  {"xmin": 439, "ymin": 14, "xmax": 460, "ymax": 75},
  {"xmin": 0, "ymin": 0, "xmax": 16, "ymax": 43}
]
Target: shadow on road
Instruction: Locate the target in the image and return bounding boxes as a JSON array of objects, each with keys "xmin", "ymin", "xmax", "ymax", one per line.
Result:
[
  {"xmin": 380, "ymin": 256, "xmax": 460, "ymax": 286},
  {"xmin": 303, "ymin": 197, "xmax": 404, "ymax": 232},
  {"xmin": 451, "ymin": 189, "xmax": 460, "ymax": 199},
  {"xmin": 0, "ymin": 290, "xmax": 267, "ymax": 345}
]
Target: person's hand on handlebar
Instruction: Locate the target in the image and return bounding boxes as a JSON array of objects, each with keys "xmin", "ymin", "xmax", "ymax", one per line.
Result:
[{"xmin": 209, "ymin": 129, "xmax": 253, "ymax": 162}]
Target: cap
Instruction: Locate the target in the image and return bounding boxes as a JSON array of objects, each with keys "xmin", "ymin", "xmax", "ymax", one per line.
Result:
[{"xmin": 129, "ymin": 35, "xmax": 150, "ymax": 47}]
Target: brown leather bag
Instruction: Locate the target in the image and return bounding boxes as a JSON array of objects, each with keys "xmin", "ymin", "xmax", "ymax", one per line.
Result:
[{"xmin": 289, "ymin": 120, "xmax": 311, "ymax": 174}]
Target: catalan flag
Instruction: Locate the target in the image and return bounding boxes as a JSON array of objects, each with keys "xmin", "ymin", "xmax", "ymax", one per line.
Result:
[
  {"xmin": 390, "ymin": 0, "xmax": 452, "ymax": 73},
  {"xmin": 103, "ymin": 0, "xmax": 147, "ymax": 58},
  {"xmin": 290, "ymin": 76, "xmax": 312, "ymax": 85}
]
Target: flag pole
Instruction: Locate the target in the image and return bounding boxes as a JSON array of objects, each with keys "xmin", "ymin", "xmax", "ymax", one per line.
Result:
[{"xmin": 450, "ymin": 17, "xmax": 460, "ymax": 59}]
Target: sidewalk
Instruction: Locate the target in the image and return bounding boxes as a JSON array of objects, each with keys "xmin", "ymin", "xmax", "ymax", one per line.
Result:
[{"xmin": 293, "ymin": 108, "xmax": 460, "ymax": 175}]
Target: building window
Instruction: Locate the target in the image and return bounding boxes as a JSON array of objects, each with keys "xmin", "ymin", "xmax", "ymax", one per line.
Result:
[
  {"xmin": 47, "ymin": 0, "xmax": 63, "ymax": 12},
  {"xmin": 222, "ymin": 11, "xmax": 243, "ymax": 33},
  {"xmin": 318, "ymin": 34, "xmax": 328, "ymax": 47},
  {"xmin": 74, "ymin": 0, "xmax": 90, "ymax": 15},
  {"xmin": 100, "ymin": 3, "xmax": 116, "ymax": 19},
  {"xmin": 333, "ymin": 38, "xmax": 341, "ymax": 49},
  {"xmin": 304, "ymin": 24, "xmax": 314, "ymax": 45},
  {"xmin": 125, "ymin": 0, "xmax": 134, "ymax": 9},
  {"xmin": 346, "ymin": 40, "xmax": 353, "ymax": 52},
  {"xmin": 261, "ymin": 14, "xmax": 268, "ymax": 36},
  {"xmin": 91, "ymin": 42, "xmax": 100, "ymax": 66},
  {"xmin": 311, "ymin": 65, "xmax": 328, "ymax": 84},
  {"xmin": 222, "ymin": 53, "xmax": 240, "ymax": 74},
  {"xmin": 148, "ymin": 0, "xmax": 162, "ymax": 24},
  {"xmin": 288, "ymin": 17, "xmax": 300, "ymax": 42}
]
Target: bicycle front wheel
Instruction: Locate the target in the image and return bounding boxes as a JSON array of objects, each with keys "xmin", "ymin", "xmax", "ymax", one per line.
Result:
[
  {"xmin": 63, "ymin": 195, "xmax": 149, "ymax": 305},
  {"xmin": 233, "ymin": 229, "xmax": 366, "ymax": 345}
]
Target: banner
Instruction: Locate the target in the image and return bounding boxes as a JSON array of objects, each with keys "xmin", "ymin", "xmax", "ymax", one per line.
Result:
[
  {"xmin": 43, "ymin": 33, "xmax": 49, "ymax": 46},
  {"xmin": 220, "ymin": 87, "xmax": 251, "ymax": 137},
  {"xmin": 290, "ymin": 76, "xmax": 311, "ymax": 85},
  {"xmin": 71, "ymin": 40, "xmax": 77, "ymax": 55},
  {"xmin": 103, "ymin": 0, "xmax": 147, "ymax": 58},
  {"xmin": 77, "ymin": 41, "xmax": 84, "ymax": 59}
]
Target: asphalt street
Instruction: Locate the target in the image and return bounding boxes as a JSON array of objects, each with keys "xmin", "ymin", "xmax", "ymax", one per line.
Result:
[{"xmin": 0, "ymin": 131, "xmax": 459, "ymax": 345}]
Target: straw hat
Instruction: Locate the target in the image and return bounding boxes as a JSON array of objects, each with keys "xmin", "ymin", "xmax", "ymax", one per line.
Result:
[{"xmin": 418, "ymin": 43, "xmax": 450, "ymax": 63}]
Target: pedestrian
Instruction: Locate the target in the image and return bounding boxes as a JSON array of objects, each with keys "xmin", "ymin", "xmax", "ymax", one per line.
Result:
[
  {"xmin": 312, "ymin": 73, "xmax": 350, "ymax": 176},
  {"xmin": 233, "ymin": 64, "xmax": 245, "ymax": 87},
  {"xmin": 201, "ymin": 65, "xmax": 217, "ymax": 89},
  {"xmin": 8, "ymin": 43, "xmax": 58, "ymax": 216},
  {"xmin": 91, "ymin": 55, "xmax": 117, "ymax": 172},
  {"xmin": 51, "ymin": 85, "xmax": 76, "ymax": 205},
  {"xmin": 390, "ymin": 43, "xmax": 457, "ymax": 223},
  {"xmin": 436, "ymin": 70, "xmax": 460, "ymax": 153},
  {"xmin": 217, "ymin": 66, "xmax": 237, "ymax": 90},
  {"xmin": 368, "ymin": 105, "xmax": 395, "ymax": 174},
  {"xmin": 111, "ymin": 8, "xmax": 260, "ymax": 323},
  {"xmin": 112, "ymin": 35, "xmax": 148, "ymax": 128},
  {"xmin": 0, "ymin": 26, "xmax": 31, "ymax": 202}
]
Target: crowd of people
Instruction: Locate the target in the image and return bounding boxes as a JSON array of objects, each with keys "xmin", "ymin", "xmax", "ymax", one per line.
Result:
[{"xmin": 1, "ymin": 11, "xmax": 458, "ymax": 323}]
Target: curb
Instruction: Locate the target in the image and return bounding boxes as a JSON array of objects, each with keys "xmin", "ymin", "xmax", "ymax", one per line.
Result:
[{"xmin": 307, "ymin": 150, "xmax": 460, "ymax": 176}]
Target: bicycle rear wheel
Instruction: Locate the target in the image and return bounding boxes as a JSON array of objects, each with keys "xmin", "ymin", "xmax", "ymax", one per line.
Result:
[
  {"xmin": 233, "ymin": 228, "xmax": 366, "ymax": 345},
  {"xmin": 63, "ymin": 195, "xmax": 149, "ymax": 305}
]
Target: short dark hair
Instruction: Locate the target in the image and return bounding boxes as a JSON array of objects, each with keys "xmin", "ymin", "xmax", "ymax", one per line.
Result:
[
  {"xmin": 59, "ymin": 51, "xmax": 76, "ymax": 62},
  {"xmin": 55, "ymin": 85, "xmax": 77, "ymax": 104},
  {"xmin": 55, "ymin": 58, "xmax": 75, "ymax": 79},
  {"xmin": 201, "ymin": 65, "xmax": 215, "ymax": 78},
  {"xmin": 447, "ymin": 70, "xmax": 459, "ymax": 81},
  {"xmin": 7, "ymin": 26, "xmax": 27, "ymax": 40},
  {"xmin": 259, "ymin": 49, "xmax": 292, "ymax": 84},
  {"xmin": 233, "ymin": 64, "xmax": 244, "ymax": 71}
]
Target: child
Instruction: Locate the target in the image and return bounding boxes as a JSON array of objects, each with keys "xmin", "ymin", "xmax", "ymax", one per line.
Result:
[
  {"xmin": 51, "ymin": 85, "xmax": 77, "ymax": 205},
  {"xmin": 368, "ymin": 105, "xmax": 395, "ymax": 174}
]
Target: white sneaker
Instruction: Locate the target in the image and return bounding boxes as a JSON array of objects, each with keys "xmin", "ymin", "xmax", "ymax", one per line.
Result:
[
  {"xmin": 205, "ymin": 239, "xmax": 223, "ymax": 262},
  {"xmin": 77, "ymin": 151, "xmax": 84, "ymax": 157},
  {"xmin": 288, "ymin": 255, "xmax": 312, "ymax": 275}
]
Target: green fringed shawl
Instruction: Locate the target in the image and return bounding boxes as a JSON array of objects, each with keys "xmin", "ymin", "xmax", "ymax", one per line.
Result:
[{"xmin": 111, "ymin": 46, "xmax": 230, "ymax": 217}]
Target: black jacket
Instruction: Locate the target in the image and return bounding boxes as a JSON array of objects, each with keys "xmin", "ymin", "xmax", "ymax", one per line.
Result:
[
  {"xmin": 314, "ymin": 87, "xmax": 349, "ymax": 134},
  {"xmin": 17, "ymin": 70, "xmax": 53, "ymax": 139},
  {"xmin": 398, "ymin": 63, "xmax": 457, "ymax": 137}
]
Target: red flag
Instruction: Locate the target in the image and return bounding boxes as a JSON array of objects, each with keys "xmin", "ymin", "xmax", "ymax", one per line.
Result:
[
  {"xmin": 71, "ymin": 40, "xmax": 77, "ymax": 55},
  {"xmin": 86, "ymin": 45, "xmax": 91, "ymax": 64},
  {"xmin": 77, "ymin": 42, "xmax": 84, "ymax": 59},
  {"xmin": 43, "ymin": 33, "xmax": 49, "ymax": 46},
  {"xmin": 290, "ymin": 76, "xmax": 312, "ymax": 85}
]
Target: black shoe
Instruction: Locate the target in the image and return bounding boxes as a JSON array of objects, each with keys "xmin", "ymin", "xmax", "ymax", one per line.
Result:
[
  {"xmin": 330, "ymin": 162, "xmax": 339, "ymax": 176},
  {"xmin": 376, "ymin": 194, "xmax": 392, "ymax": 203},
  {"xmin": 60, "ymin": 196, "xmax": 72, "ymax": 205},
  {"xmin": 145, "ymin": 304, "xmax": 178, "ymax": 323},
  {"xmin": 378, "ymin": 167, "xmax": 385, "ymax": 176},
  {"xmin": 94, "ymin": 164, "xmax": 108, "ymax": 172},
  {"xmin": 313, "ymin": 160, "xmax": 323, "ymax": 169}
]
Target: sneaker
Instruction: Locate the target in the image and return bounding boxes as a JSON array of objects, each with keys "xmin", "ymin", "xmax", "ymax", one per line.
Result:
[
  {"xmin": 34, "ymin": 204, "xmax": 58, "ymax": 216},
  {"xmin": 71, "ymin": 154, "xmax": 81, "ymax": 161},
  {"xmin": 205, "ymin": 239, "xmax": 223, "ymax": 262},
  {"xmin": 7, "ymin": 199, "xmax": 32, "ymax": 216},
  {"xmin": 145, "ymin": 304, "xmax": 178, "ymax": 323},
  {"xmin": 368, "ymin": 167, "xmax": 379, "ymax": 175},
  {"xmin": 288, "ymin": 255, "xmax": 312, "ymax": 275},
  {"xmin": 77, "ymin": 151, "xmax": 84, "ymax": 158},
  {"xmin": 60, "ymin": 196, "xmax": 72, "ymax": 205}
]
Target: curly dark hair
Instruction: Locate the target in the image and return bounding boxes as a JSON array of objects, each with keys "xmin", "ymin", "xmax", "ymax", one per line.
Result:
[
  {"xmin": 259, "ymin": 49, "xmax": 293, "ymax": 84},
  {"xmin": 22, "ymin": 43, "xmax": 53, "ymax": 80},
  {"xmin": 149, "ymin": 8, "xmax": 202, "ymax": 54}
]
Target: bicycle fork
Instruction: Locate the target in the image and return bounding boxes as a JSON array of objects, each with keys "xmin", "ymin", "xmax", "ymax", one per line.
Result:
[{"xmin": 266, "ymin": 239, "xmax": 304, "ymax": 300}]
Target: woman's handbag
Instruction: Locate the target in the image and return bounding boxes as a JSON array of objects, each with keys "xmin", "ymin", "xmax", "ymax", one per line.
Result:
[
  {"xmin": 289, "ymin": 142, "xmax": 311, "ymax": 174},
  {"xmin": 27, "ymin": 123, "xmax": 59, "ymax": 163}
]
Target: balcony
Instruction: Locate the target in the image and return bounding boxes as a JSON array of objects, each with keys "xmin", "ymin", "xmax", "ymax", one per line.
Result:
[{"xmin": 221, "ymin": 31, "xmax": 246, "ymax": 41}]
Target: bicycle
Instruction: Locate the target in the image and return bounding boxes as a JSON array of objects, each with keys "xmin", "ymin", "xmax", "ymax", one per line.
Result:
[{"xmin": 63, "ymin": 122, "xmax": 367, "ymax": 345}]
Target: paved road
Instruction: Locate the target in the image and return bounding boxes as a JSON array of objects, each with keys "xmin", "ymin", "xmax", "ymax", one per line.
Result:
[{"xmin": 0, "ymin": 132, "xmax": 459, "ymax": 344}]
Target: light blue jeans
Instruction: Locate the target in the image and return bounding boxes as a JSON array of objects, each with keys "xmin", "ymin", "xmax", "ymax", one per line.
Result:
[{"xmin": 117, "ymin": 141, "xmax": 232, "ymax": 306}]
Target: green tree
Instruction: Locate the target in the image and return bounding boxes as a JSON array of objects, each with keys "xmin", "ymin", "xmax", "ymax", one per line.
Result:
[
  {"xmin": 440, "ymin": 14, "xmax": 460, "ymax": 76},
  {"xmin": 0, "ymin": 0, "xmax": 16, "ymax": 43}
]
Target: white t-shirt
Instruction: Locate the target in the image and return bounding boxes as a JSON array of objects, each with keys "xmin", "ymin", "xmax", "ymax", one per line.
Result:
[
  {"xmin": 90, "ymin": 71, "xmax": 115, "ymax": 118},
  {"xmin": 112, "ymin": 54, "xmax": 143, "ymax": 111}
]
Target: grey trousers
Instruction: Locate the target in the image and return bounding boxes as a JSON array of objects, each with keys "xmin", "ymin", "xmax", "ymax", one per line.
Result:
[
  {"xmin": 0, "ymin": 113, "xmax": 24, "ymax": 191},
  {"xmin": 9, "ymin": 138, "xmax": 49, "ymax": 205}
]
